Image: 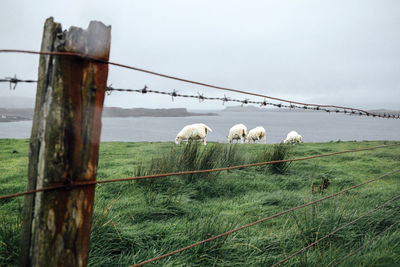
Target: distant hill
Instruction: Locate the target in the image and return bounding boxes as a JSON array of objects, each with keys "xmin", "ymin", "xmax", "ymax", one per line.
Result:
[
  {"xmin": 102, "ymin": 107, "xmax": 217, "ymax": 117},
  {"xmin": 0, "ymin": 96, "xmax": 35, "ymax": 108},
  {"xmin": 0, "ymin": 108, "xmax": 33, "ymax": 122},
  {"xmin": 222, "ymin": 105, "xmax": 264, "ymax": 112},
  {"xmin": 0, "ymin": 107, "xmax": 217, "ymax": 122}
]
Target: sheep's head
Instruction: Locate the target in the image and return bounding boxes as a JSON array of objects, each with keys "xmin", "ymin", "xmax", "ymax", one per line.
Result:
[{"xmin": 175, "ymin": 136, "xmax": 182, "ymax": 144}]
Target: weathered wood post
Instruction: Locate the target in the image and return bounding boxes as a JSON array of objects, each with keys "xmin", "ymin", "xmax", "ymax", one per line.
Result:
[{"xmin": 20, "ymin": 17, "xmax": 111, "ymax": 266}]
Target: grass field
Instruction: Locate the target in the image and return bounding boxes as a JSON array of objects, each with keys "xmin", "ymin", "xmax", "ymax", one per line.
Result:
[{"xmin": 1, "ymin": 139, "xmax": 400, "ymax": 266}]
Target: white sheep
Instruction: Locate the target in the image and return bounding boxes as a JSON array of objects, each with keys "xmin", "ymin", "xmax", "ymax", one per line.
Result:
[
  {"xmin": 246, "ymin": 126, "xmax": 266, "ymax": 144},
  {"xmin": 227, "ymin": 123, "xmax": 247, "ymax": 144},
  {"xmin": 175, "ymin": 123, "xmax": 212, "ymax": 145},
  {"xmin": 283, "ymin": 130, "xmax": 303, "ymax": 144}
]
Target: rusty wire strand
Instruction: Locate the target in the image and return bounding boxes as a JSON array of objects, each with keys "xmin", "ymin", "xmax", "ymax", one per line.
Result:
[
  {"xmin": 1, "ymin": 49, "xmax": 399, "ymax": 119},
  {"xmin": 130, "ymin": 168, "xmax": 400, "ymax": 267},
  {"xmin": 330, "ymin": 218, "xmax": 400, "ymax": 267},
  {"xmin": 0, "ymin": 143, "xmax": 399, "ymax": 201},
  {"xmin": 270, "ymin": 194, "xmax": 400, "ymax": 267},
  {"xmin": 106, "ymin": 86, "xmax": 400, "ymax": 119}
]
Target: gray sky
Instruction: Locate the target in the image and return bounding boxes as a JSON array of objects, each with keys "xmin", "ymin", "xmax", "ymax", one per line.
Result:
[{"xmin": 1, "ymin": 0, "xmax": 399, "ymax": 110}]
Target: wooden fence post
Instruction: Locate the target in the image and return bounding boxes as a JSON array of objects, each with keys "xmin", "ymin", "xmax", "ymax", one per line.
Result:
[{"xmin": 20, "ymin": 17, "xmax": 111, "ymax": 267}]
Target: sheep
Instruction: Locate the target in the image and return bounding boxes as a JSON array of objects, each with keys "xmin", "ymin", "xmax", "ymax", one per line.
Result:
[
  {"xmin": 283, "ymin": 130, "xmax": 303, "ymax": 144},
  {"xmin": 175, "ymin": 123, "xmax": 212, "ymax": 145},
  {"xmin": 246, "ymin": 126, "xmax": 266, "ymax": 144},
  {"xmin": 227, "ymin": 123, "xmax": 247, "ymax": 144}
]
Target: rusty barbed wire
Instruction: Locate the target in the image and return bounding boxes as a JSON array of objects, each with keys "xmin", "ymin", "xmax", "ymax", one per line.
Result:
[
  {"xmin": 0, "ymin": 75, "xmax": 37, "ymax": 90},
  {"xmin": 106, "ymin": 85, "xmax": 298, "ymax": 109},
  {"xmin": 129, "ymin": 168, "xmax": 400, "ymax": 267},
  {"xmin": 330, "ymin": 218, "xmax": 400, "ymax": 266},
  {"xmin": 3, "ymin": 76, "xmax": 397, "ymax": 119},
  {"xmin": 1, "ymin": 49, "xmax": 399, "ymax": 119},
  {"xmin": 270, "ymin": 194, "xmax": 400, "ymax": 267},
  {"xmin": 105, "ymin": 85, "xmax": 400, "ymax": 119},
  {"xmin": 1, "ymin": 143, "xmax": 399, "ymax": 201}
]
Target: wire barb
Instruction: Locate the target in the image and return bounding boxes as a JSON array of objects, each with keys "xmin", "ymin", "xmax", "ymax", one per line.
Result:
[
  {"xmin": 241, "ymin": 98, "xmax": 249, "ymax": 107},
  {"xmin": 9, "ymin": 75, "xmax": 18, "ymax": 90},
  {"xmin": 106, "ymin": 84, "xmax": 113, "ymax": 95},
  {"xmin": 0, "ymin": 75, "xmax": 38, "ymax": 90},
  {"xmin": 171, "ymin": 89, "xmax": 178, "ymax": 101},
  {"xmin": 141, "ymin": 85, "xmax": 148, "ymax": 94},
  {"xmin": 197, "ymin": 92, "xmax": 204, "ymax": 102},
  {"xmin": 222, "ymin": 94, "xmax": 229, "ymax": 105},
  {"xmin": 261, "ymin": 99, "xmax": 268, "ymax": 107}
]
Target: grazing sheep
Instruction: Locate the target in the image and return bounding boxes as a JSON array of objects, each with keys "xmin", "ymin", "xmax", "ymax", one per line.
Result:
[
  {"xmin": 283, "ymin": 130, "xmax": 303, "ymax": 144},
  {"xmin": 246, "ymin": 126, "xmax": 266, "ymax": 144},
  {"xmin": 227, "ymin": 123, "xmax": 247, "ymax": 144},
  {"xmin": 175, "ymin": 123, "xmax": 212, "ymax": 145}
]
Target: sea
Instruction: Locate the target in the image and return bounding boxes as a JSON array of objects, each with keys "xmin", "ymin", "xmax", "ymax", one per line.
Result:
[{"xmin": 0, "ymin": 111, "xmax": 399, "ymax": 143}]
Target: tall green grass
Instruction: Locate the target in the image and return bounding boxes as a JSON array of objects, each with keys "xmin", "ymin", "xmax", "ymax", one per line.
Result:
[
  {"xmin": 0, "ymin": 214, "xmax": 21, "ymax": 266},
  {"xmin": 1, "ymin": 140, "xmax": 400, "ymax": 266},
  {"xmin": 253, "ymin": 143, "xmax": 294, "ymax": 174},
  {"xmin": 133, "ymin": 142, "xmax": 293, "ymax": 202}
]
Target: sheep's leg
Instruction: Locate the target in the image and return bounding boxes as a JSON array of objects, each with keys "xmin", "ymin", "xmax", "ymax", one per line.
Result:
[
  {"xmin": 203, "ymin": 138, "xmax": 207, "ymax": 145},
  {"xmin": 264, "ymin": 135, "xmax": 266, "ymax": 144}
]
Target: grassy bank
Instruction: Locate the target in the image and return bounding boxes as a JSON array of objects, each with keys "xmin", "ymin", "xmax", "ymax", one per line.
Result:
[{"xmin": 1, "ymin": 139, "xmax": 400, "ymax": 266}]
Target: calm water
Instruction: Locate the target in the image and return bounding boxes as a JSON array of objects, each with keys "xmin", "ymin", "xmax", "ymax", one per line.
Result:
[{"xmin": 0, "ymin": 111, "xmax": 399, "ymax": 143}]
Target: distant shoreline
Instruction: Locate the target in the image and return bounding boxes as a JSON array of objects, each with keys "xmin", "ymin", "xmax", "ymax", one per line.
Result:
[
  {"xmin": 0, "ymin": 107, "xmax": 218, "ymax": 122},
  {"xmin": 0, "ymin": 116, "xmax": 31, "ymax": 122},
  {"xmin": 1, "ymin": 105, "xmax": 399, "ymax": 122},
  {"xmin": 102, "ymin": 107, "xmax": 218, "ymax": 118}
]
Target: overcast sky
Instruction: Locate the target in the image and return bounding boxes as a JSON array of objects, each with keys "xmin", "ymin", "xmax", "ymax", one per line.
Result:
[{"xmin": 1, "ymin": 0, "xmax": 399, "ymax": 110}]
